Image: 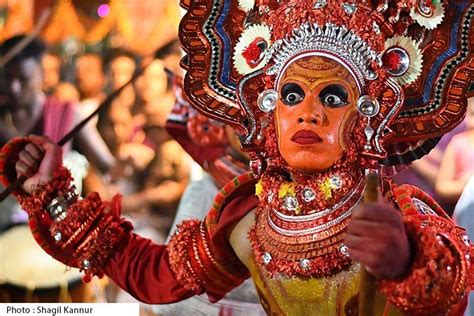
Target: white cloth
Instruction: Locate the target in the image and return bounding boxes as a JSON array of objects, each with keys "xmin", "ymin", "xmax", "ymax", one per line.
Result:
[
  {"xmin": 167, "ymin": 174, "xmax": 219, "ymax": 241},
  {"xmin": 63, "ymin": 150, "xmax": 89, "ymax": 195}
]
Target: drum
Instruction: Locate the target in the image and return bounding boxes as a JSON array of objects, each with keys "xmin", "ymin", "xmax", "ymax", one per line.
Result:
[{"xmin": 0, "ymin": 225, "xmax": 107, "ymax": 303}]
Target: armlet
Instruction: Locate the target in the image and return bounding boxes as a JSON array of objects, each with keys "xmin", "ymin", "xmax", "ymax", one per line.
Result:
[
  {"xmin": 168, "ymin": 219, "xmax": 249, "ymax": 302},
  {"xmin": 378, "ymin": 185, "xmax": 471, "ymax": 315}
]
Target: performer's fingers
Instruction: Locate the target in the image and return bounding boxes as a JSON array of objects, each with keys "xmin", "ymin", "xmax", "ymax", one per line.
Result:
[
  {"xmin": 344, "ymin": 234, "xmax": 382, "ymax": 254},
  {"xmin": 344, "ymin": 234, "xmax": 366, "ymax": 250},
  {"xmin": 348, "ymin": 248, "xmax": 381, "ymax": 273},
  {"xmin": 352, "ymin": 203, "xmax": 401, "ymax": 225},
  {"xmin": 25, "ymin": 143, "xmax": 44, "ymax": 160},
  {"xmin": 19, "ymin": 150, "xmax": 39, "ymax": 170},
  {"xmin": 29, "ymin": 135, "xmax": 60, "ymax": 155},
  {"xmin": 28, "ymin": 135, "xmax": 63, "ymax": 172},
  {"xmin": 16, "ymin": 161, "xmax": 34, "ymax": 177},
  {"xmin": 347, "ymin": 219, "xmax": 381, "ymax": 237},
  {"xmin": 346, "ymin": 247, "xmax": 368, "ymax": 263}
]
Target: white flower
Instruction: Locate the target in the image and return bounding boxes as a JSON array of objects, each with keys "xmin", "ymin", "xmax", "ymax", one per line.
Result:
[
  {"xmin": 410, "ymin": 3, "xmax": 445, "ymax": 30},
  {"xmin": 233, "ymin": 24, "xmax": 272, "ymax": 75},
  {"xmin": 238, "ymin": 0, "xmax": 255, "ymax": 12}
]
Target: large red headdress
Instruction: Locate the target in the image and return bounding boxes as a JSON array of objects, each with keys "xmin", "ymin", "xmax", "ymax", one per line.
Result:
[{"xmin": 179, "ymin": 0, "xmax": 473, "ymax": 174}]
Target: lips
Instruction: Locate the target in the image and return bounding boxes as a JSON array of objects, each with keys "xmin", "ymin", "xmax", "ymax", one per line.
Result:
[{"xmin": 291, "ymin": 130, "xmax": 323, "ymax": 145}]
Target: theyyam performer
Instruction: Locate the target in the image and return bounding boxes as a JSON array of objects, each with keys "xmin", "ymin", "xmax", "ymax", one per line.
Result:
[{"xmin": 1, "ymin": 0, "xmax": 473, "ymax": 315}]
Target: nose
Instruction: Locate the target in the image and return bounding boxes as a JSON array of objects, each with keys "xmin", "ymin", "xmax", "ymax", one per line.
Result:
[
  {"xmin": 9, "ymin": 79, "xmax": 21, "ymax": 95},
  {"xmin": 297, "ymin": 95, "xmax": 325, "ymax": 126}
]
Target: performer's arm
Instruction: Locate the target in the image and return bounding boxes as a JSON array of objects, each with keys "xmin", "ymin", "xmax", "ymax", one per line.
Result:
[
  {"xmin": 377, "ymin": 185, "xmax": 471, "ymax": 315},
  {"xmin": 0, "ymin": 136, "xmax": 250, "ymax": 304}
]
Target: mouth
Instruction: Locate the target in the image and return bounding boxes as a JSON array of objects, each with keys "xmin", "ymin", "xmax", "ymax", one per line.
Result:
[{"xmin": 291, "ymin": 130, "xmax": 323, "ymax": 145}]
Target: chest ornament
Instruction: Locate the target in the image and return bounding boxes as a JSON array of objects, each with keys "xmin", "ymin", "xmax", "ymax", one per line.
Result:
[{"xmin": 250, "ymin": 169, "xmax": 365, "ymax": 278}]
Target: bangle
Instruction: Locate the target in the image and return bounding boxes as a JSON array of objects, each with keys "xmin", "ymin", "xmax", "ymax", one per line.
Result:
[{"xmin": 45, "ymin": 191, "xmax": 78, "ymax": 222}]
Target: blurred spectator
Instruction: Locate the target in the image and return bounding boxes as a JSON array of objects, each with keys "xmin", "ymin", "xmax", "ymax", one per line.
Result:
[
  {"xmin": 42, "ymin": 52, "xmax": 80, "ymax": 103},
  {"xmin": 0, "ymin": 35, "xmax": 115, "ymax": 173},
  {"xmin": 153, "ymin": 39, "xmax": 183, "ymax": 77},
  {"xmin": 42, "ymin": 52, "xmax": 61, "ymax": 95},
  {"xmin": 134, "ymin": 58, "xmax": 174, "ymax": 126},
  {"xmin": 163, "ymin": 53, "xmax": 182, "ymax": 76},
  {"xmin": 109, "ymin": 52, "xmax": 136, "ymax": 89},
  {"xmin": 75, "ymin": 53, "xmax": 105, "ymax": 120},
  {"xmin": 0, "ymin": 35, "xmax": 116, "ymax": 229},
  {"xmin": 453, "ymin": 176, "xmax": 474, "ymax": 316},
  {"xmin": 108, "ymin": 52, "xmax": 136, "ymax": 112},
  {"xmin": 98, "ymin": 57, "xmax": 190, "ymax": 228},
  {"xmin": 100, "ymin": 103, "xmax": 154, "ymax": 175},
  {"xmin": 392, "ymin": 123, "xmax": 466, "ymax": 215},
  {"xmin": 108, "ymin": 64, "xmax": 190, "ymax": 310},
  {"xmin": 435, "ymin": 96, "xmax": 474, "ymax": 208},
  {"xmin": 54, "ymin": 82, "xmax": 80, "ymax": 103}
]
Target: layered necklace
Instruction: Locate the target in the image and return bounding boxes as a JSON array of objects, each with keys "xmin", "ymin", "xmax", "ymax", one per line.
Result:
[{"xmin": 249, "ymin": 156, "xmax": 366, "ymax": 278}]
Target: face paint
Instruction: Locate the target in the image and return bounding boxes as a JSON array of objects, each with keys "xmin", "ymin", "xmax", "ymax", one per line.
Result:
[{"xmin": 275, "ymin": 55, "xmax": 359, "ymax": 173}]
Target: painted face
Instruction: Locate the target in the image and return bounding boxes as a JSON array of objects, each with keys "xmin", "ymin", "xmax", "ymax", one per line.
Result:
[{"xmin": 275, "ymin": 55, "xmax": 359, "ymax": 173}]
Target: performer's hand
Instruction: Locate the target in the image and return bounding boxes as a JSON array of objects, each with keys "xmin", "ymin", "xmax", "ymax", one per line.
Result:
[
  {"xmin": 344, "ymin": 200, "xmax": 411, "ymax": 279},
  {"xmin": 16, "ymin": 135, "xmax": 63, "ymax": 194}
]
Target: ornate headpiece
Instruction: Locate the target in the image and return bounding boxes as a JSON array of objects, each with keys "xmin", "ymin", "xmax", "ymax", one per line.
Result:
[
  {"xmin": 166, "ymin": 79, "xmax": 248, "ymax": 187},
  {"xmin": 179, "ymin": 0, "xmax": 473, "ymax": 173}
]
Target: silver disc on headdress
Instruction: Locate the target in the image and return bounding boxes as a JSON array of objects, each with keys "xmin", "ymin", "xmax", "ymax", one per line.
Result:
[
  {"xmin": 257, "ymin": 89, "xmax": 278, "ymax": 112},
  {"xmin": 356, "ymin": 95, "xmax": 380, "ymax": 118}
]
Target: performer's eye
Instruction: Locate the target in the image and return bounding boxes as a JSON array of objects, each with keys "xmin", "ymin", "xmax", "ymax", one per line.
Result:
[
  {"xmin": 319, "ymin": 85, "xmax": 348, "ymax": 108},
  {"xmin": 281, "ymin": 83, "xmax": 305, "ymax": 105}
]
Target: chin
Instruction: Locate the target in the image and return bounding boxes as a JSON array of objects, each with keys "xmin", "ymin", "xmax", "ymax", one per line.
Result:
[{"xmin": 284, "ymin": 153, "xmax": 334, "ymax": 174}]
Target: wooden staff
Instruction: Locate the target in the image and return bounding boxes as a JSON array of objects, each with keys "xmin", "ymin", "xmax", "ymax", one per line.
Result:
[{"xmin": 358, "ymin": 171, "xmax": 379, "ymax": 316}]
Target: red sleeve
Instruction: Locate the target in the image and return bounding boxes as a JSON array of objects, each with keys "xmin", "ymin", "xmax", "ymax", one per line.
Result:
[
  {"xmin": 104, "ymin": 233, "xmax": 194, "ymax": 304},
  {"xmin": 104, "ymin": 173, "xmax": 258, "ymax": 304}
]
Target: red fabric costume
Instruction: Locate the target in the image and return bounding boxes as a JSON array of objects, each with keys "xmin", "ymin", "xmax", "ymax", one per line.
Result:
[{"xmin": 1, "ymin": 1, "xmax": 474, "ymax": 315}]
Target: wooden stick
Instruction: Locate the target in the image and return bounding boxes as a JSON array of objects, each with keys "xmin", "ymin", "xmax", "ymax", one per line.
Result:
[{"xmin": 358, "ymin": 171, "xmax": 379, "ymax": 316}]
